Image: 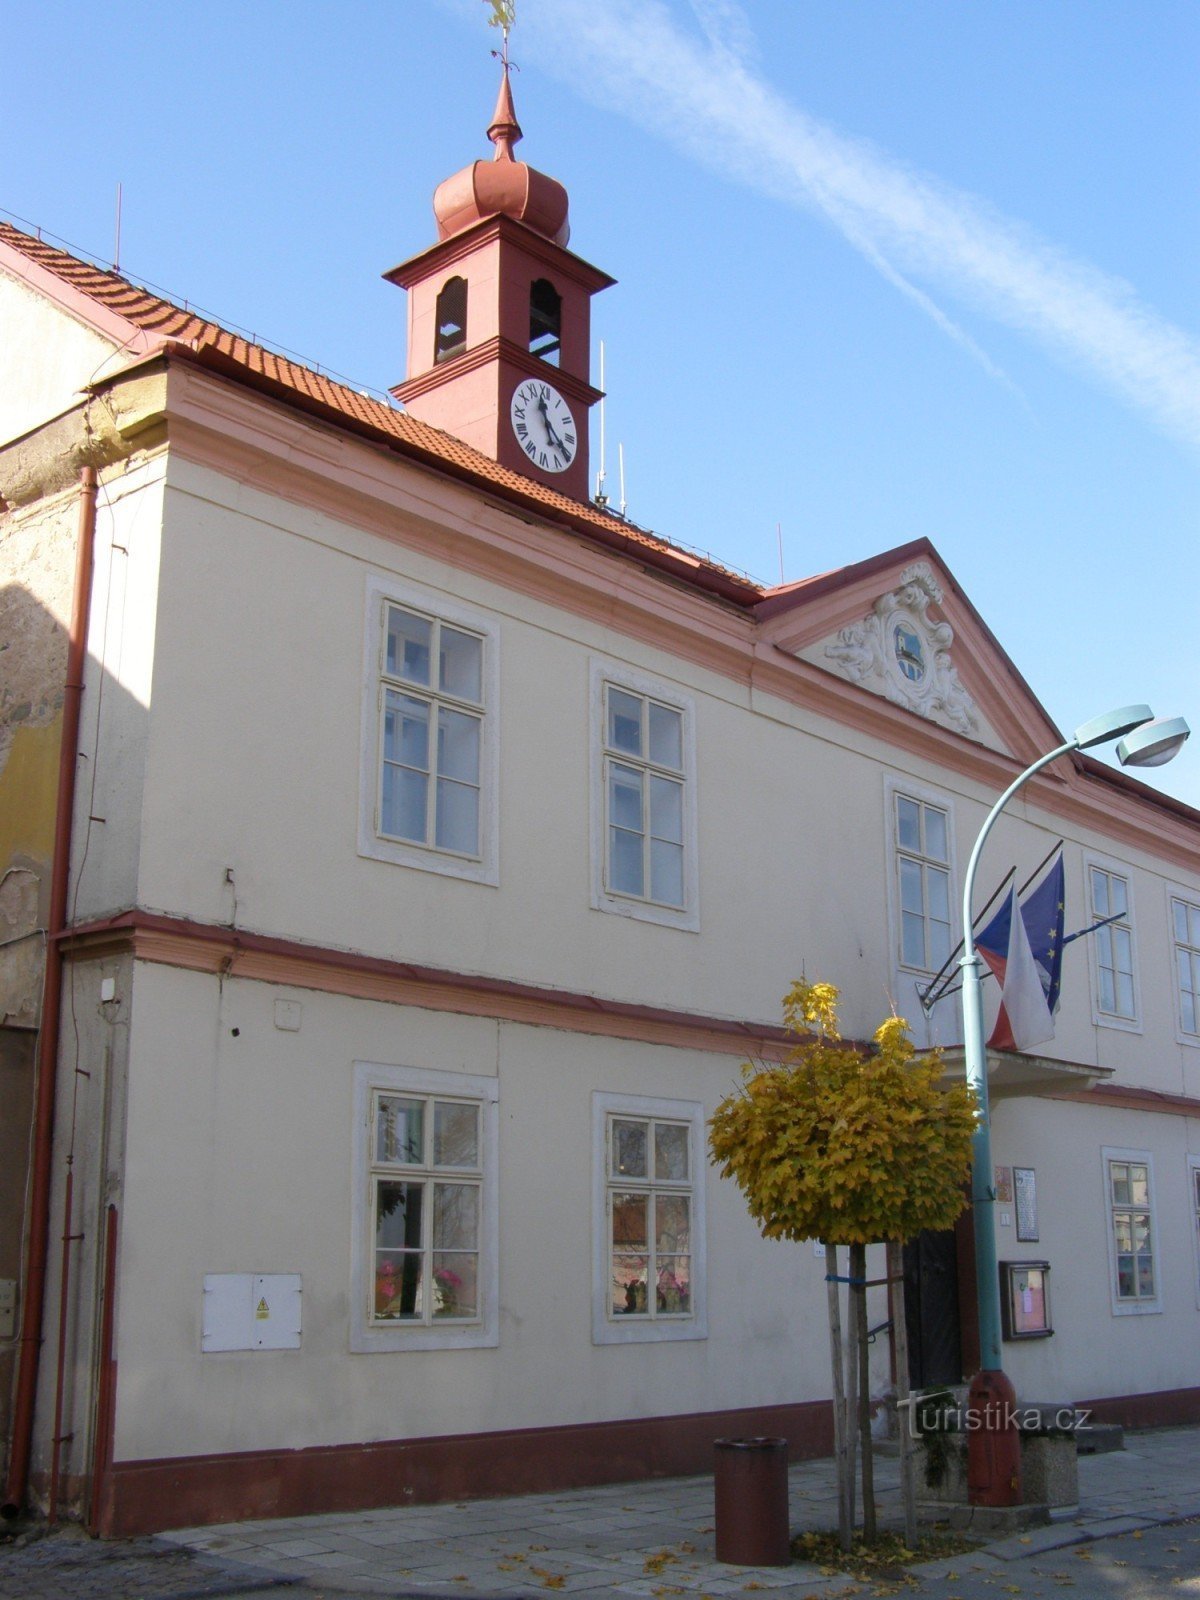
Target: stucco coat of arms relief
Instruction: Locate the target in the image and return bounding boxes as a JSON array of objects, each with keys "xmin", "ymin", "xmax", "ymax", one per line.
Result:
[{"xmin": 818, "ymin": 563, "xmax": 985, "ymax": 740}]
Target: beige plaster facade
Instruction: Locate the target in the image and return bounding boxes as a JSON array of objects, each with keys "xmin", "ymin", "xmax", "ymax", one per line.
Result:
[{"xmin": 1, "ymin": 221, "xmax": 1198, "ymax": 1538}]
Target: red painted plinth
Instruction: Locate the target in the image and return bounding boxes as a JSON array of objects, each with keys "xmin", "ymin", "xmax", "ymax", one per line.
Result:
[{"xmin": 966, "ymin": 1369, "xmax": 1022, "ymax": 1507}]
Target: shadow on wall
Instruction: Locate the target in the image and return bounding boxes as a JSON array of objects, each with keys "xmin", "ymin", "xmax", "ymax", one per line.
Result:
[
  {"xmin": 1, "ymin": 579, "xmax": 66, "ymax": 1460},
  {"xmin": 1, "ymin": 569, "xmax": 145, "ymax": 1478},
  {"xmin": 0, "ymin": 563, "xmax": 147, "ymax": 1497}
]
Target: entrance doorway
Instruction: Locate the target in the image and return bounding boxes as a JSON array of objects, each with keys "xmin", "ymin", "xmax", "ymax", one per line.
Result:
[{"xmin": 902, "ymin": 1227, "xmax": 963, "ymax": 1389}]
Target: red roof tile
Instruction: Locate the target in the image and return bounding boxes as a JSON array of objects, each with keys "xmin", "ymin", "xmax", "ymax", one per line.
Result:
[{"xmin": 0, "ymin": 220, "xmax": 762, "ymax": 604}]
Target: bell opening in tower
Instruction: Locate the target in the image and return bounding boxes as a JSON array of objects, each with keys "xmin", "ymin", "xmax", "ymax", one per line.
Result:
[
  {"xmin": 434, "ymin": 277, "xmax": 468, "ymax": 364},
  {"xmin": 529, "ymin": 278, "xmax": 561, "ymax": 366}
]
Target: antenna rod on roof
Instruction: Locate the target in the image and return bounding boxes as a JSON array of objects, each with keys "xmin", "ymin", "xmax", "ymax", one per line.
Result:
[
  {"xmin": 113, "ymin": 182, "xmax": 122, "ymax": 273},
  {"xmin": 777, "ymin": 521, "xmax": 785, "ymax": 585},
  {"xmin": 618, "ymin": 442, "xmax": 627, "ymax": 518},
  {"xmin": 594, "ymin": 341, "xmax": 608, "ymax": 507}
]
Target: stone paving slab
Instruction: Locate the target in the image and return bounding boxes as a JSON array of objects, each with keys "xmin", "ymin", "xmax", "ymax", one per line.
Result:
[
  {"xmin": 20, "ymin": 1425, "xmax": 1179, "ymax": 1600},
  {"xmin": 983, "ymin": 1522, "xmax": 1090, "ymax": 1559}
]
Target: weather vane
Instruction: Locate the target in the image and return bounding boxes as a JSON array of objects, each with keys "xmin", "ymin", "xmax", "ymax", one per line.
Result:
[{"xmin": 484, "ymin": 0, "xmax": 518, "ymax": 74}]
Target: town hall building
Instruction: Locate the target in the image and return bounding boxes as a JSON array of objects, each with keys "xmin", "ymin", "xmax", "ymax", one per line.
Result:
[{"xmin": 2, "ymin": 57, "xmax": 1198, "ymax": 1537}]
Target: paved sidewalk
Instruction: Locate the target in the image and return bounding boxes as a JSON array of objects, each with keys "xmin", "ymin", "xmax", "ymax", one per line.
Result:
[{"xmin": 157, "ymin": 1425, "xmax": 1200, "ymax": 1597}]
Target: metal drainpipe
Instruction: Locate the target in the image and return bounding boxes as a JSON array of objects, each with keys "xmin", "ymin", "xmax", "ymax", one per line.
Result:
[{"xmin": 3, "ymin": 466, "xmax": 98, "ymax": 1519}]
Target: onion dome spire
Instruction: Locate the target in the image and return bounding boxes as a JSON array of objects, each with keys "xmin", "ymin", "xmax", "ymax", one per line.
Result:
[
  {"xmin": 431, "ymin": 56, "xmax": 570, "ymax": 247},
  {"xmin": 487, "ymin": 62, "xmax": 523, "ymax": 160}
]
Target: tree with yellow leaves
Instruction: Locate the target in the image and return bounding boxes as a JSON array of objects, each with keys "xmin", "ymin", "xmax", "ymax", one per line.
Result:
[{"xmin": 709, "ymin": 980, "xmax": 977, "ymax": 1549}]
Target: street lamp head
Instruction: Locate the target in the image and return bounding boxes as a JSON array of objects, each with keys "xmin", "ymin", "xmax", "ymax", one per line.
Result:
[
  {"xmin": 1072, "ymin": 705, "xmax": 1153, "ymax": 750},
  {"xmin": 1116, "ymin": 716, "xmax": 1191, "ymax": 769}
]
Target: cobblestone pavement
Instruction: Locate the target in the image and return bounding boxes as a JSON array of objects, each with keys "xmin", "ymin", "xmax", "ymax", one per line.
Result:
[
  {"xmin": 0, "ymin": 1522, "xmax": 311, "ymax": 1600},
  {"xmin": 2, "ymin": 1427, "xmax": 1198, "ymax": 1599}
]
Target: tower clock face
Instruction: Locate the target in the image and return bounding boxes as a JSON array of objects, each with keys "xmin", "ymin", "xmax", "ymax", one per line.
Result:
[{"xmin": 510, "ymin": 380, "xmax": 577, "ymax": 474}]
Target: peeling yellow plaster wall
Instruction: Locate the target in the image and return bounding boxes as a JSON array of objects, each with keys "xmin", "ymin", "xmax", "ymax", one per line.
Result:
[
  {"xmin": 0, "ymin": 718, "xmax": 60, "ymax": 867},
  {"xmin": 2, "ymin": 489, "xmax": 76, "ymax": 1025}
]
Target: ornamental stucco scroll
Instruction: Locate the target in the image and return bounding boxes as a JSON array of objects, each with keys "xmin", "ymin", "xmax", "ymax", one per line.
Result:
[{"xmin": 824, "ymin": 562, "xmax": 981, "ymax": 737}]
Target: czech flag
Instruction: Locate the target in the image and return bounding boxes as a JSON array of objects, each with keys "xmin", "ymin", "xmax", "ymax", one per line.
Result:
[{"xmin": 975, "ymin": 852, "xmax": 1065, "ymax": 1051}]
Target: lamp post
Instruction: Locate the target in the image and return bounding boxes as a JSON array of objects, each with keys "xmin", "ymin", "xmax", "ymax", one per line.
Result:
[{"xmin": 959, "ymin": 707, "xmax": 1190, "ymax": 1506}]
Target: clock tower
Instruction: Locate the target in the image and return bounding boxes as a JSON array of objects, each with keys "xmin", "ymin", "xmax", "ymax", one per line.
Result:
[{"xmin": 387, "ymin": 63, "xmax": 613, "ymax": 504}]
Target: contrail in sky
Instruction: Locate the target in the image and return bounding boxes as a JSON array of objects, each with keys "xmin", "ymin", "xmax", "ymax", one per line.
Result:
[{"xmin": 516, "ymin": 0, "xmax": 1200, "ymax": 449}]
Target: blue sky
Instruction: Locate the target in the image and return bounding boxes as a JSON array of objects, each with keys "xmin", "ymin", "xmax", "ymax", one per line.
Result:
[{"xmin": 6, "ymin": 1, "xmax": 1198, "ymax": 801}]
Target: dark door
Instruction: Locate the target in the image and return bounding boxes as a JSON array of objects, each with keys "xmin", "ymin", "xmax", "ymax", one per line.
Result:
[{"xmin": 903, "ymin": 1228, "xmax": 962, "ymax": 1389}]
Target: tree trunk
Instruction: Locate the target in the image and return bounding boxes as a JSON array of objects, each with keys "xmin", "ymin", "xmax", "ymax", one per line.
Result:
[
  {"xmin": 888, "ymin": 1239, "xmax": 918, "ymax": 1548},
  {"xmin": 824, "ymin": 1242, "xmax": 851, "ymax": 1551},
  {"xmin": 844, "ymin": 1244, "xmax": 858, "ymax": 1538},
  {"xmin": 851, "ymin": 1242, "xmax": 876, "ymax": 1541}
]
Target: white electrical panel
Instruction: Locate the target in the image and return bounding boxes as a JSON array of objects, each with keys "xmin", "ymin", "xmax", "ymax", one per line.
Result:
[
  {"xmin": 202, "ymin": 1273, "xmax": 301, "ymax": 1351},
  {"xmin": 274, "ymin": 999, "xmax": 302, "ymax": 1031}
]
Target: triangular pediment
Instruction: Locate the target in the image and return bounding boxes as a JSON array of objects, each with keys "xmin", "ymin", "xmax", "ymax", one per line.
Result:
[{"xmin": 756, "ymin": 540, "xmax": 1062, "ymax": 765}]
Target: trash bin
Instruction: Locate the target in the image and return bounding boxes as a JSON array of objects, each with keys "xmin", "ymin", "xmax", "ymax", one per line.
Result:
[{"xmin": 713, "ymin": 1436, "xmax": 790, "ymax": 1566}]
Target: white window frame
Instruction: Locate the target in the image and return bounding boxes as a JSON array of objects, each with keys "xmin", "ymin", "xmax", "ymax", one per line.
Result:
[
  {"xmin": 883, "ymin": 776, "xmax": 957, "ymax": 979},
  {"xmin": 351, "ymin": 1061, "xmax": 499, "ymax": 1352},
  {"xmin": 359, "ymin": 573, "xmax": 500, "ymax": 885},
  {"xmin": 1167, "ymin": 882, "xmax": 1200, "ymax": 1048},
  {"xmin": 588, "ymin": 660, "xmax": 699, "ymax": 932},
  {"xmin": 1189, "ymin": 1154, "xmax": 1200, "ymax": 1311},
  {"xmin": 1084, "ymin": 853, "xmax": 1141, "ymax": 1032},
  {"xmin": 1101, "ymin": 1146, "xmax": 1161, "ymax": 1317},
  {"xmin": 591, "ymin": 1091, "xmax": 707, "ymax": 1344}
]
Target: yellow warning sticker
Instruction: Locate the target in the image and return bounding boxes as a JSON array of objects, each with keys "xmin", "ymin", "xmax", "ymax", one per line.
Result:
[{"xmin": 255, "ymin": 1298, "xmax": 270, "ymax": 1320}]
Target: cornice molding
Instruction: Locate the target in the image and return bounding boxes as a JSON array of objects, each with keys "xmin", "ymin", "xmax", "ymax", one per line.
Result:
[
  {"xmin": 391, "ymin": 335, "xmax": 603, "ymax": 409},
  {"xmin": 1048, "ymin": 1083, "xmax": 1200, "ymax": 1119},
  {"xmin": 61, "ymin": 909, "xmax": 797, "ymax": 1061},
  {"xmin": 384, "ymin": 212, "xmax": 615, "ymax": 295}
]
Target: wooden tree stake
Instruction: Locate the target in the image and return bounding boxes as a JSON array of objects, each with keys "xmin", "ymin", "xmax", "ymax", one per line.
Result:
[{"xmin": 888, "ymin": 1239, "xmax": 918, "ymax": 1548}]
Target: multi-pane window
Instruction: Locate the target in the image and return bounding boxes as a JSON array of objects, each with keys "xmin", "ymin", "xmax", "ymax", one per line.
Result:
[
  {"xmin": 607, "ymin": 1114, "xmax": 692, "ymax": 1320},
  {"xmin": 1171, "ymin": 896, "xmax": 1200, "ymax": 1038},
  {"xmin": 603, "ymin": 684, "xmax": 686, "ymax": 909},
  {"xmin": 370, "ymin": 1090, "xmax": 482, "ymax": 1327},
  {"xmin": 1090, "ymin": 866, "xmax": 1136, "ymax": 1019},
  {"xmin": 895, "ymin": 795, "xmax": 952, "ymax": 972},
  {"xmin": 1107, "ymin": 1157, "xmax": 1155, "ymax": 1304},
  {"xmin": 379, "ymin": 604, "xmax": 484, "ymax": 858}
]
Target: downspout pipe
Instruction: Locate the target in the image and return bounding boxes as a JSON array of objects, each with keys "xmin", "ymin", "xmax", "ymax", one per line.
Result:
[{"xmin": 3, "ymin": 466, "xmax": 98, "ymax": 1518}]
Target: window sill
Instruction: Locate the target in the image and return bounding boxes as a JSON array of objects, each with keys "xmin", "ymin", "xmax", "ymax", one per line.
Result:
[
  {"xmin": 358, "ymin": 828, "xmax": 499, "ymax": 886},
  {"xmin": 592, "ymin": 1316, "xmax": 708, "ymax": 1346},
  {"xmin": 591, "ymin": 889, "xmax": 699, "ymax": 933},
  {"xmin": 1092, "ymin": 1011, "xmax": 1143, "ymax": 1035},
  {"xmin": 352, "ymin": 1323, "xmax": 499, "ymax": 1353}
]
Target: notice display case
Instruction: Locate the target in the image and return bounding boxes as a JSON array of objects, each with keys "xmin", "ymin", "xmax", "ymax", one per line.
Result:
[{"xmin": 999, "ymin": 1260, "xmax": 1052, "ymax": 1340}]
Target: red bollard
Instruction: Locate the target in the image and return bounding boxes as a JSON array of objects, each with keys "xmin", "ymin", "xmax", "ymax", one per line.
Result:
[
  {"xmin": 966, "ymin": 1369, "xmax": 1023, "ymax": 1506},
  {"xmin": 713, "ymin": 1437, "xmax": 791, "ymax": 1565}
]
